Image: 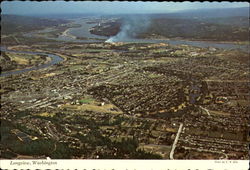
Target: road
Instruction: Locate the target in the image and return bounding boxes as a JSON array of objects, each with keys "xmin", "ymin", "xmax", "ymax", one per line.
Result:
[
  {"xmin": 199, "ymin": 106, "xmax": 211, "ymax": 116},
  {"xmin": 170, "ymin": 123, "xmax": 183, "ymax": 160},
  {"xmin": 46, "ymin": 122, "xmax": 60, "ymax": 141}
]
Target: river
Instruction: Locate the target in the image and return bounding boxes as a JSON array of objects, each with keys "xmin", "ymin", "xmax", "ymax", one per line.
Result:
[
  {"xmin": 23, "ymin": 18, "xmax": 249, "ymax": 52},
  {"xmin": 2, "ymin": 18, "xmax": 248, "ymax": 77},
  {"xmin": 115, "ymin": 38, "xmax": 249, "ymax": 52},
  {"xmin": 67, "ymin": 18, "xmax": 107, "ymax": 40},
  {"xmin": 67, "ymin": 18, "xmax": 249, "ymax": 52},
  {"xmin": 0, "ymin": 47, "xmax": 64, "ymax": 77}
]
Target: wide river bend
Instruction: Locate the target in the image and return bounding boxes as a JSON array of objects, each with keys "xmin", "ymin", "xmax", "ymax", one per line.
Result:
[{"xmin": 1, "ymin": 47, "xmax": 64, "ymax": 77}]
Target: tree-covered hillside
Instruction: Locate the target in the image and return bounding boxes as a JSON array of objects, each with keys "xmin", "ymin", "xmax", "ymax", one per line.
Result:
[{"xmin": 1, "ymin": 15, "xmax": 70, "ymax": 35}]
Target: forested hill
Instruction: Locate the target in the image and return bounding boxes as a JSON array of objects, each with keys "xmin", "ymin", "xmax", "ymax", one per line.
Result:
[
  {"xmin": 144, "ymin": 7, "xmax": 249, "ymax": 41},
  {"xmin": 1, "ymin": 15, "xmax": 69, "ymax": 35},
  {"xmin": 141, "ymin": 16, "xmax": 249, "ymax": 41},
  {"xmin": 91, "ymin": 7, "xmax": 249, "ymax": 41}
]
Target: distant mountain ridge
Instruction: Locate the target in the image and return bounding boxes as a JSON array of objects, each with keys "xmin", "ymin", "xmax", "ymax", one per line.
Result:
[{"xmin": 167, "ymin": 7, "xmax": 249, "ymax": 18}]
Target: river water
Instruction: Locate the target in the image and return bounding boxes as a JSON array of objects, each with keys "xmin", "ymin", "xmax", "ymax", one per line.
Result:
[
  {"xmin": 2, "ymin": 18, "xmax": 248, "ymax": 77},
  {"xmin": 67, "ymin": 18, "xmax": 249, "ymax": 52},
  {"xmin": 116, "ymin": 38, "xmax": 249, "ymax": 52},
  {"xmin": 23, "ymin": 18, "xmax": 249, "ymax": 52},
  {"xmin": 67, "ymin": 18, "xmax": 107, "ymax": 40},
  {"xmin": 0, "ymin": 47, "xmax": 63, "ymax": 77}
]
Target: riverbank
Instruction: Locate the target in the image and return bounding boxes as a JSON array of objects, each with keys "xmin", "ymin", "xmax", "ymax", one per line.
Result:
[
  {"xmin": 143, "ymin": 34, "xmax": 249, "ymax": 45},
  {"xmin": 18, "ymin": 17, "xmax": 248, "ymax": 52},
  {"xmin": 0, "ymin": 48, "xmax": 64, "ymax": 77},
  {"xmin": 61, "ymin": 29, "xmax": 77, "ymax": 39},
  {"xmin": 146, "ymin": 36, "xmax": 249, "ymax": 45}
]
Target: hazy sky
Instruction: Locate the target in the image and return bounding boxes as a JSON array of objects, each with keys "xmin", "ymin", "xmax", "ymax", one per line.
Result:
[{"xmin": 1, "ymin": 1, "xmax": 249, "ymax": 15}]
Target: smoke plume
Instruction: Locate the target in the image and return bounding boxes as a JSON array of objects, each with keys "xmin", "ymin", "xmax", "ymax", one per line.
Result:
[{"xmin": 105, "ymin": 16, "xmax": 151, "ymax": 43}]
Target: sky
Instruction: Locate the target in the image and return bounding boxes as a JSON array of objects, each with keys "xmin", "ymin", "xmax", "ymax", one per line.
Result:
[{"xmin": 1, "ymin": 1, "xmax": 249, "ymax": 15}]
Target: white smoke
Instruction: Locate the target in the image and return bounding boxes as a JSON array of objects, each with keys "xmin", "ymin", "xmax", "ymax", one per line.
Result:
[{"xmin": 105, "ymin": 16, "xmax": 151, "ymax": 43}]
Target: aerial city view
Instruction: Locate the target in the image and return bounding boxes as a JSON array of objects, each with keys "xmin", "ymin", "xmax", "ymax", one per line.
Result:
[{"xmin": 1, "ymin": 1, "xmax": 249, "ymax": 160}]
